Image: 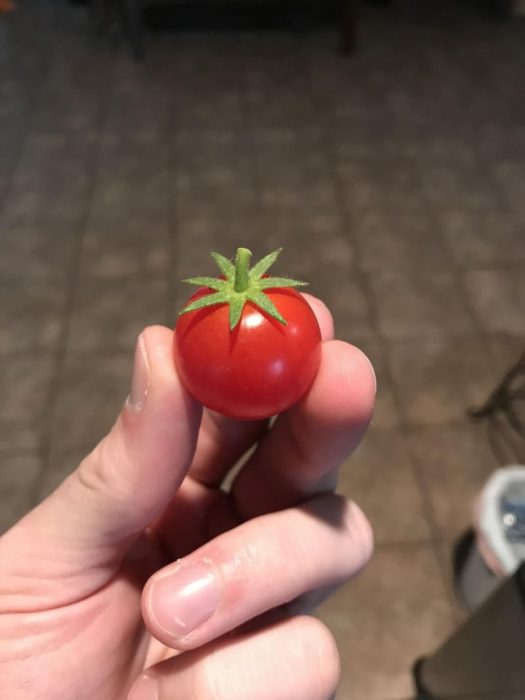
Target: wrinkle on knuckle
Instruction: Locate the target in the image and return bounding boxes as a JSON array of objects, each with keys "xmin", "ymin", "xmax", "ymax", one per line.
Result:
[
  {"xmin": 221, "ymin": 518, "xmax": 289, "ymax": 596},
  {"xmin": 73, "ymin": 426, "xmax": 132, "ymax": 507},
  {"xmin": 74, "ymin": 446, "xmax": 109, "ymax": 499}
]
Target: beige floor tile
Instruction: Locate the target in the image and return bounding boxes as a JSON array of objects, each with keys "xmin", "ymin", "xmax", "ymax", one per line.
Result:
[
  {"xmin": 0, "ymin": 356, "xmax": 54, "ymax": 451},
  {"xmin": 368, "ymin": 271, "xmax": 475, "ymax": 340},
  {"xmin": 339, "ymin": 427, "xmax": 431, "ymax": 545},
  {"xmin": 51, "ymin": 352, "xmax": 132, "ymax": 452},
  {"xmin": 385, "ymin": 336, "xmax": 494, "ymax": 426}
]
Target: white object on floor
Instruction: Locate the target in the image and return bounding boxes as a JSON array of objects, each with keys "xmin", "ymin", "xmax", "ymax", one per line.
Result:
[{"xmin": 474, "ymin": 466, "xmax": 525, "ymax": 576}]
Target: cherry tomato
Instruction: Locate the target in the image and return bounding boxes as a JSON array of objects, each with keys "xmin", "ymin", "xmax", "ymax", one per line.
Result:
[{"xmin": 174, "ymin": 249, "xmax": 321, "ymax": 420}]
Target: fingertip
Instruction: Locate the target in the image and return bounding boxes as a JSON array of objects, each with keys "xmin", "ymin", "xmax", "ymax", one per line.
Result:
[
  {"xmin": 302, "ymin": 340, "xmax": 376, "ymax": 430},
  {"xmin": 127, "ymin": 674, "xmax": 158, "ymax": 700},
  {"xmin": 349, "ymin": 344, "xmax": 377, "ymax": 398},
  {"xmin": 302, "ymin": 293, "xmax": 334, "ymax": 342},
  {"xmin": 137, "ymin": 325, "xmax": 199, "ymax": 412},
  {"xmin": 140, "ymin": 325, "xmax": 177, "ymax": 377}
]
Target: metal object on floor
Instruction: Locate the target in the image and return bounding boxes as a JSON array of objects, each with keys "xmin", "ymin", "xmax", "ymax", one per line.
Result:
[
  {"xmin": 469, "ymin": 350, "xmax": 525, "ymax": 465},
  {"xmin": 413, "ymin": 563, "xmax": 525, "ymax": 699},
  {"xmin": 452, "ymin": 468, "xmax": 525, "ymax": 612},
  {"xmin": 452, "ymin": 527, "xmax": 500, "ymax": 612}
]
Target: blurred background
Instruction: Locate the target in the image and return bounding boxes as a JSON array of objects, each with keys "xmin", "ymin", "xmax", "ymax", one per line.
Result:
[{"xmin": 1, "ymin": 0, "xmax": 525, "ymax": 698}]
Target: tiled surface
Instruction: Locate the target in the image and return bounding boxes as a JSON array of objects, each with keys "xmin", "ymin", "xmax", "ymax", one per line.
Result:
[
  {"xmin": 92, "ymin": 135, "xmax": 171, "ymax": 220},
  {"xmin": 437, "ymin": 209, "xmax": 525, "ymax": 267},
  {"xmin": 462, "ymin": 269, "xmax": 525, "ymax": 336},
  {"xmin": 173, "ymin": 129, "xmax": 256, "ymax": 217},
  {"xmin": 0, "ymin": 454, "xmax": 41, "ymax": 532},
  {"xmin": 1, "ymin": 2, "xmax": 525, "ymax": 699},
  {"xmin": 80, "ymin": 215, "xmax": 171, "ymax": 280},
  {"xmin": 67, "ymin": 276, "xmax": 167, "ymax": 352},
  {"xmin": 318, "ymin": 545, "xmax": 455, "ymax": 700},
  {"xmin": 407, "ymin": 425, "xmax": 498, "ymax": 541},
  {"xmin": 51, "ymin": 352, "xmax": 132, "ymax": 452},
  {"xmin": 351, "ymin": 210, "xmax": 449, "ymax": 272},
  {"xmin": 0, "ymin": 355, "xmax": 55, "ymax": 451},
  {"xmin": 0, "ymin": 280, "xmax": 66, "ymax": 355},
  {"xmin": 368, "ymin": 270, "xmax": 475, "ymax": 339},
  {"xmin": 339, "ymin": 427, "xmax": 430, "ymax": 545},
  {"xmin": 0, "ymin": 216, "xmax": 80, "ymax": 284},
  {"xmin": 385, "ymin": 335, "xmax": 494, "ymax": 426},
  {"xmin": 5, "ymin": 132, "xmax": 97, "ymax": 220}
]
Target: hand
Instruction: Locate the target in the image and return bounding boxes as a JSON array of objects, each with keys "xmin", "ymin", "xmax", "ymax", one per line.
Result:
[{"xmin": 0, "ymin": 296, "xmax": 375, "ymax": 700}]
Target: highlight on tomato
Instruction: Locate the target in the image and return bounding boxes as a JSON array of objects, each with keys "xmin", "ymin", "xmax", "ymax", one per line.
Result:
[{"xmin": 173, "ymin": 247, "xmax": 322, "ymax": 420}]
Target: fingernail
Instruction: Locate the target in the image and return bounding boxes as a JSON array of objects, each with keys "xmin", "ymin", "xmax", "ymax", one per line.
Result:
[
  {"xmin": 149, "ymin": 561, "xmax": 220, "ymax": 639},
  {"xmin": 128, "ymin": 675, "xmax": 158, "ymax": 700},
  {"xmin": 127, "ymin": 334, "xmax": 150, "ymax": 413}
]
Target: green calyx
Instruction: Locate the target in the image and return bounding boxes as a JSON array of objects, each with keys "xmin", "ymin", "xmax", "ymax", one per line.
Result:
[{"xmin": 179, "ymin": 247, "xmax": 308, "ymax": 330}]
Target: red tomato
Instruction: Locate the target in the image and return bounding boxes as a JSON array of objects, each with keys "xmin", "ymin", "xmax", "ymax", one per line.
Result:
[{"xmin": 174, "ymin": 286, "xmax": 321, "ymax": 420}]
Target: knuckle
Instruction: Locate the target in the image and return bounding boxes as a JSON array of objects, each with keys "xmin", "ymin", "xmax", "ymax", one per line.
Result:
[
  {"xmin": 233, "ymin": 519, "xmax": 289, "ymax": 581},
  {"xmin": 72, "ymin": 425, "xmax": 129, "ymax": 504},
  {"xmin": 74, "ymin": 445, "xmax": 108, "ymax": 497}
]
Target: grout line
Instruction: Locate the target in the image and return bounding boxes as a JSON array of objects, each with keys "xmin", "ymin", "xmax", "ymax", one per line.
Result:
[{"xmin": 237, "ymin": 38, "xmax": 269, "ymax": 224}]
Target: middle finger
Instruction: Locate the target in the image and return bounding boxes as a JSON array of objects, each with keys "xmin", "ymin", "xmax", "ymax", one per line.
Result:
[{"xmin": 231, "ymin": 339, "xmax": 376, "ymax": 519}]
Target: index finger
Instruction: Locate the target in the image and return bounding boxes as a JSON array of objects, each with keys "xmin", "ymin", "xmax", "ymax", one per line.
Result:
[{"xmin": 231, "ymin": 339, "xmax": 376, "ymax": 519}]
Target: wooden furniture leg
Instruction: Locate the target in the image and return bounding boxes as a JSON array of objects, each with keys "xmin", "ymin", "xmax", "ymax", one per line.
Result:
[
  {"xmin": 121, "ymin": 0, "xmax": 144, "ymax": 60},
  {"xmin": 340, "ymin": 0, "xmax": 360, "ymax": 55}
]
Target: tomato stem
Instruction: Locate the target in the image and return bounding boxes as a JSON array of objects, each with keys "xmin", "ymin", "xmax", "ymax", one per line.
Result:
[
  {"xmin": 233, "ymin": 247, "xmax": 252, "ymax": 293},
  {"xmin": 180, "ymin": 247, "xmax": 309, "ymax": 329}
]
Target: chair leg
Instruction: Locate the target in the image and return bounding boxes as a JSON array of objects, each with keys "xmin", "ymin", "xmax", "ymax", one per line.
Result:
[
  {"xmin": 121, "ymin": 0, "xmax": 144, "ymax": 60},
  {"xmin": 339, "ymin": 0, "xmax": 360, "ymax": 54},
  {"xmin": 90, "ymin": 0, "xmax": 108, "ymax": 35}
]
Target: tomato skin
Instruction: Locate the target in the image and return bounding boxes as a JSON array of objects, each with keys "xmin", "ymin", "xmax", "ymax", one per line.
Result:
[{"xmin": 174, "ymin": 287, "xmax": 321, "ymax": 420}]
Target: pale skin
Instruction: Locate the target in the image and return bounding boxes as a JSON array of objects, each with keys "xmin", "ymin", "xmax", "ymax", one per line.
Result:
[{"xmin": 0, "ymin": 295, "xmax": 376, "ymax": 700}]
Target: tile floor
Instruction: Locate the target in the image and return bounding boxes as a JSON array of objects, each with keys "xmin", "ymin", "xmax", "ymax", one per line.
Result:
[{"xmin": 1, "ymin": 1, "xmax": 525, "ymax": 698}]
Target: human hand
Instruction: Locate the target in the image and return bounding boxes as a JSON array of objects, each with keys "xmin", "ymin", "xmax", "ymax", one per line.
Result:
[{"xmin": 0, "ymin": 295, "xmax": 375, "ymax": 700}]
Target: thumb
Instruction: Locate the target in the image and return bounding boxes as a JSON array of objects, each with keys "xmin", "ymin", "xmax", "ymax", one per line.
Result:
[{"xmin": 1, "ymin": 326, "xmax": 201, "ymax": 600}]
